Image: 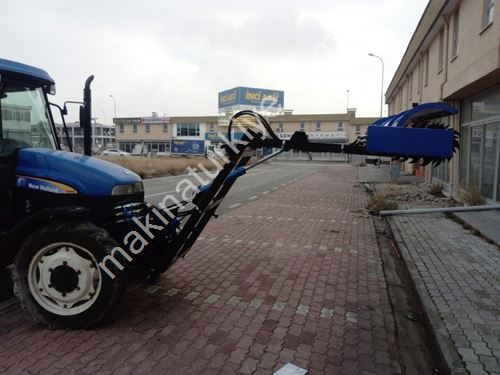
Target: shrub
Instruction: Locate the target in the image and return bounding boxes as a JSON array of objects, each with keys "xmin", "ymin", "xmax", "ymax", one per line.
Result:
[
  {"xmin": 428, "ymin": 182, "xmax": 444, "ymax": 196},
  {"xmin": 366, "ymin": 194, "xmax": 398, "ymax": 214},
  {"xmin": 460, "ymin": 185, "xmax": 485, "ymax": 206}
]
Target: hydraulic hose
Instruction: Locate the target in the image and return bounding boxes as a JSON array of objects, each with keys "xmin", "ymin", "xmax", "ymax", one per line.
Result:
[{"xmin": 227, "ymin": 110, "xmax": 280, "ymax": 144}]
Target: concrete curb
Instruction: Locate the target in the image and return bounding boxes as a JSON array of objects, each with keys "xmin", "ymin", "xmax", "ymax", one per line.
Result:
[
  {"xmin": 449, "ymin": 212, "xmax": 500, "ymax": 248},
  {"xmin": 387, "ymin": 217, "xmax": 467, "ymax": 375}
]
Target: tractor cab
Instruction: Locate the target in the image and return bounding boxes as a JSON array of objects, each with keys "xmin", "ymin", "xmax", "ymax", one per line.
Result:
[
  {"xmin": 0, "ymin": 59, "xmax": 144, "ymax": 230},
  {"xmin": 0, "ymin": 60, "xmax": 60, "ymax": 227}
]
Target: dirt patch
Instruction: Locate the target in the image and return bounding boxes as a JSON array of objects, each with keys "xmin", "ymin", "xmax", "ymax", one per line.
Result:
[{"xmin": 374, "ymin": 217, "xmax": 446, "ymax": 374}]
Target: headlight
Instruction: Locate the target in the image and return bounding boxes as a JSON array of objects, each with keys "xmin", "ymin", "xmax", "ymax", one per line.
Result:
[{"xmin": 111, "ymin": 181, "xmax": 144, "ymax": 195}]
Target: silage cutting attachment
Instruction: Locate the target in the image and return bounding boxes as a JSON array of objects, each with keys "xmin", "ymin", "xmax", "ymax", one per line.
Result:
[{"xmin": 284, "ymin": 102, "xmax": 460, "ymax": 166}]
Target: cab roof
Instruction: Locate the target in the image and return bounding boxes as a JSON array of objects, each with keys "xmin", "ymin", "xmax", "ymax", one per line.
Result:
[{"xmin": 0, "ymin": 58, "xmax": 55, "ymax": 85}]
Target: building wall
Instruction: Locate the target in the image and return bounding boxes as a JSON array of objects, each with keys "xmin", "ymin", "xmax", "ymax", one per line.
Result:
[
  {"xmin": 118, "ymin": 123, "xmax": 172, "ymax": 141},
  {"xmin": 385, "ymin": 0, "xmax": 500, "ymax": 202},
  {"xmin": 56, "ymin": 122, "xmax": 116, "ymax": 152},
  {"xmin": 443, "ymin": 0, "xmax": 500, "ymax": 98}
]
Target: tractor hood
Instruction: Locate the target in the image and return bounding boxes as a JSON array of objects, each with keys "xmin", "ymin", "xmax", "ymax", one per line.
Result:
[{"xmin": 16, "ymin": 148, "xmax": 142, "ymax": 196}]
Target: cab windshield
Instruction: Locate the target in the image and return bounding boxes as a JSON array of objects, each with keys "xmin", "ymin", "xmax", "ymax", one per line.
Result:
[{"xmin": 0, "ymin": 83, "xmax": 57, "ymax": 155}]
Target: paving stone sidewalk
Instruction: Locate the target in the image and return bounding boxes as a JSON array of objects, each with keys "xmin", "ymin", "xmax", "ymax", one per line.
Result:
[
  {"xmin": 0, "ymin": 165, "xmax": 402, "ymax": 374},
  {"xmin": 390, "ymin": 214, "xmax": 500, "ymax": 374}
]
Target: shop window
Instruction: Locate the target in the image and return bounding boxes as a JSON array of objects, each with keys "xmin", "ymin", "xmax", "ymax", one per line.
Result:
[
  {"xmin": 481, "ymin": 122, "xmax": 498, "ymax": 199},
  {"xmin": 469, "ymin": 126, "xmax": 483, "ymax": 188},
  {"xmin": 459, "ymin": 126, "xmax": 470, "ymax": 188}
]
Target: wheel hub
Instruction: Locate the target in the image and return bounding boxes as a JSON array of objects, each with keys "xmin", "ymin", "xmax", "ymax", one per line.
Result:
[
  {"xmin": 27, "ymin": 243, "xmax": 102, "ymax": 316},
  {"xmin": 50, "ymin": 265, "xmax": 79, "ymax": 294}
]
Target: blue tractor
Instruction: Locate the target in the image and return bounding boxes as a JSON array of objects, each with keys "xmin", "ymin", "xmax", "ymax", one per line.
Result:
[
  {"xmin": 0, "ymin": 58, "xmax": 459, "ymax": 329},
  {"xmin": 0, "ymin": 59, "xmax": 145, "ymax": 328}
]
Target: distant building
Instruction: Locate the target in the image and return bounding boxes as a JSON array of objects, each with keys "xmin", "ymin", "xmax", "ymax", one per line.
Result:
[
  {"xmin": 385, "ymin": 0, "xmax": 499, "ymax": 203},
  {"xmin": 56, "ymin": 119, "xmax": 116, "ymax": 153},
  {"xmin": 114, "ymin": 110, "xmax": 377, "ymax": 155}
]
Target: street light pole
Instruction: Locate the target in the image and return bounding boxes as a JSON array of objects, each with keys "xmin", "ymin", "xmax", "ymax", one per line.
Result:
[
  {"xmin": 368, "ymin": 53, "xmax": 384, "ymax": 117},
  {"xmin": 109, "ymin": 94, "xmax": 117, "ymax": 121}
]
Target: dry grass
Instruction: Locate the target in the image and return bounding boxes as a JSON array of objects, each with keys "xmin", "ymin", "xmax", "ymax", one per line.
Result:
[
  {"xmin": 460, "ymin": 185, "xmax": 485, "ymax": 206},
  {"xmin": 366, "ymin": 192, "xmax": 399, "ymax": 214},
  {"xmin": 100, "ymin": 156, "xmax": 221, "ymax": 179}
]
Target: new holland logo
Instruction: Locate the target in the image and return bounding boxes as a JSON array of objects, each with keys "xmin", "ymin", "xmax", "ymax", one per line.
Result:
[{"xmin": 16, "ymin": 176, "xmax": 78, "ymax": 194}]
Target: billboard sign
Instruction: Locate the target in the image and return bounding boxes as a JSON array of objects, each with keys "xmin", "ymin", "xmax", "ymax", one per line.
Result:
[
  {"xmin": 218, "ymin": 86, "xmax": 284, "ymax": 111},
  {"xmin": 171, "ymin": 140, "xmax": 205, "ymax": 155},
  {"xmin": 141, "ymin": 117, "xmax": 171, "ymax": 124}
]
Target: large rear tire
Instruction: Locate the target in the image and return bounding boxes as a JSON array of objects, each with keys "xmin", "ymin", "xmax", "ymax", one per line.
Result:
[{"xmin": 12, "ymin": 222, "xmax": 126, "ymax": 329}]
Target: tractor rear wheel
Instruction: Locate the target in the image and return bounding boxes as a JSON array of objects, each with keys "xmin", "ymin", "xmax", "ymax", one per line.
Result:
[{"xmin": 12, "ymin": 221, "xmax": 126, "ymax": 329}]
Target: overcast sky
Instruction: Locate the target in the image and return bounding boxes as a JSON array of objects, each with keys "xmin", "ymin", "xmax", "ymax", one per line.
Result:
[{"xmin": 1, "ymin": 0, "xmax": 428, "ymax": 122}]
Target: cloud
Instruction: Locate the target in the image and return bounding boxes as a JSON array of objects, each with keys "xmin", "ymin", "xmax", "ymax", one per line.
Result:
[{"xmin": 0, "ymin": 0, "xmax": 428, "ymax": 120}]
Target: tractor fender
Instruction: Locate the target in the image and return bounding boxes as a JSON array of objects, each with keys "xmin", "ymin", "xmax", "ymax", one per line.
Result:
[{"xmin": 0, "ymin": 206, "xmax": 93, "ymax": 268}]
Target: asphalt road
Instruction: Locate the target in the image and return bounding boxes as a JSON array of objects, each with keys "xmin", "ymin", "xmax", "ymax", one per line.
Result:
[{"xmin": 144, "ymin": 161, "xmax": 329, "ymax": 215}]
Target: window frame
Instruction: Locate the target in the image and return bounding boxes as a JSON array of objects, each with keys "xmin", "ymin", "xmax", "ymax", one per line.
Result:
[
  {"xmin": 438, "ymin": 29, "xmax": 444, "ymax": 73},
  {"xmin": 424, "ymin": 50, "xmax": 430, "ymax": 86},
  {"xmin": 451, "ymin": 9, "xmax": 460, "ymax": 59},
  {"xmin": 482, "ymin": 0, "xmax": 495, "ymax": 29},
  {"xmin": 176, "ymin": 123, "xmax": 200, "ymax": 137}
]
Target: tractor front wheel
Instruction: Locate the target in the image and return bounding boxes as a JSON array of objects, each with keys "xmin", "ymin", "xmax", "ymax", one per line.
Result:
[{"xmin": 12, "ymin": 221, "xmax": 126, "ymax": 329}]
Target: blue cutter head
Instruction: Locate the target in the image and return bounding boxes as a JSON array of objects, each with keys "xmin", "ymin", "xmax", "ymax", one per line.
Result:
[{"xmin": 365, "ymin": 102, "xmax": 459, "ymax": 166}]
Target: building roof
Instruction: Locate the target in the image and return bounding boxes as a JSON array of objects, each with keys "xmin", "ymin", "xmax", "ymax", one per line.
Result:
[{"xmin": 349, "ymin": 117, "xmax": 380, "ymax": 125}]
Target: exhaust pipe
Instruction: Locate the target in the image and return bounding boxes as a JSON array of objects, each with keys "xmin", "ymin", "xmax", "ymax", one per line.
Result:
[{"xmin": 80, "ymin": 75, "xmax": 94, "ymax": 156}]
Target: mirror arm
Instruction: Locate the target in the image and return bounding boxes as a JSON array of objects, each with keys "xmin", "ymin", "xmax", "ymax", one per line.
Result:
[{"xmin": 49, "ymin": 103, "xmax": 73, "ymax": 153}]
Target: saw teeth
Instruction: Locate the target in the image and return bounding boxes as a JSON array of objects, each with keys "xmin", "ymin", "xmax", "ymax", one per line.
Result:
[{"xmin": 422, "ymin": 158, "xmax": 432, "ymax": 166}]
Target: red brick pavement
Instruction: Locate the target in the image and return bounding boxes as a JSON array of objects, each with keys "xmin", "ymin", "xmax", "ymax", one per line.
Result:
[{"xmin": 0, "ymin": 164, "xmax": 401, "ymax": 374}]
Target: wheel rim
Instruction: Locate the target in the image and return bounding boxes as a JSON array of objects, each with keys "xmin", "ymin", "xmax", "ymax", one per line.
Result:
[{"xmin": 27, "ymin": 242, "xmax": 102, "ymax": 316}]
